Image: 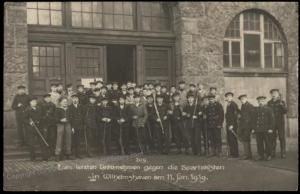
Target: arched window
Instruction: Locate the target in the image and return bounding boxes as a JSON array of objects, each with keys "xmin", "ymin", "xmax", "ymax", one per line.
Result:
[{"xmin": 223, "ymin": 10, "xmax": 286, "ymax": 70}]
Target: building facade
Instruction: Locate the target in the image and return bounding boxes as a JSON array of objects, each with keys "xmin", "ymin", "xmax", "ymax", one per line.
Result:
[{"xmin": 4, "ymin": 2, "xmax": 298, "ymax": 136}]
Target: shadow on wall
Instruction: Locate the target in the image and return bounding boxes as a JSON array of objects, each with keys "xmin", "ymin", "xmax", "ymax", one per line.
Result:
[{"xmin": 4, "ymin": 111, "xmax": 16, "ymax": 129}]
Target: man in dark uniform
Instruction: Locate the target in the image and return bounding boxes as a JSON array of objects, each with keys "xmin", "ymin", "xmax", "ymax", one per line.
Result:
[
  {"xmin": 113, "ymin": 96, "xmax": 132, "ymax": 154},
  {"xmin": 145, "ymin": 95, "xmax": 156, "ymax": 153},
  {"xmin": 40, "ymin": 94, "xmax": 57, "ymax": 157},
  {"xmin": 77, "ymin": 84, "xmax": 88, "ymax": 106},
  {"xmin": 238, "ymin": 94, "xmax": 255, "ymax": 160},
  {"xmin": 200, "ymin": 95, "xmax": 210, "ymax": 156},
  {"xmin": 169, "ymin": 92, "xmax": 190, "ymax": 154},
  {"xmin": 69, "ymin": 94, "xmax": 86, "ymax": 158},
  {"xmin": 161, "ymin": 85, "xmax": 170, "ymax": 105},
  {"xmin": 253, "ymin": 96, "xmax": 275, "ymax": 161},
  {"xmin": 182, "ymin": 94, "xmax": 200, "ymax": 155},
  {"xmin": 93, "ymin": 88, "xmax": 101, "ymax": 106},
  {"xmin": 120, "ymin": 83, "xmax": 128, "ymax": 99},
  {"xmin": 86, "ymin": 81, "xmax": 96, "ymax": 97},
  {"xmin": 97, "ymin": 97, "xmax": 113, "ymax": 155},
  {"xmin": 206, "ymin": 94, "xmax": 224, "ymax": 157},
  {"xmin": 186, "ymin": 83, "xmax": 197, "ymax": 99},
  {"xmin": 111, "ymin": 82, "xmax": 121, "ymax": 101},
  {"xmin": 12, "ymin": 85, "xmax": 30, "ymax": 146},
  {"xmin": 106, "ymin": 82, "xmax": 113, "ymax": 99},
  {"xmin": 267, "ymin": 89, "xmax": 287, "ymax": 159},
  {"xmin": 225, "ymin": 92, "xmax": 239, "ymax": 158},
  {"xmin": 153, "ymin": 94, "xmax": 170, "ymax": 154},
  {"xmin": 84, "ymin": 95, "xmax": 98, "ymax": 157},
  {"xmin": 23, "ymin": 97, "xmax": 49, "ymax": 161}
]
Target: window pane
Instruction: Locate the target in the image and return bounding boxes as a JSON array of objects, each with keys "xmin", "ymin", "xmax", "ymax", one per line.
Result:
[
  {"xmin": 54, "ymin": 47, "xmax": 60, "ymax": 56},
  {"xmin": 82, "ymin": 2, "xmax": 92, "ymax": 12},
  {"xmin": 32, "ymin": 47, "xmax": 39, "ymax": 56},
  {"xmin": 223, "ymin": 55, "xmax": 229, "ymax": 67},
  {"xmin": 104, "ymin": 14, "xmax": 114, "ymax": 28},
  {"xmin": 27, "ymin": 9, "xmax": 38, "ymax": 24},
  {"xmin": 38, "ymin": 2, "xmax": 49, "ymax": 9},
  {"xmin": 264, "ymin": 43, "xmax": 272, "ymax": 68},
  {"xmin": 103, "ymin": 2, "xmax": 113, "ymax": 14},
  {"xmin": 114, "ymin": 2, "xmax": 123, "ymax": 14},
  {"xmin": 82, "ymin": 13, "xmax": 92, "ymax": 27},
  {"xmin": 39, "ymin": 57, "xmax": 46, "ymax": 66},
  {"xmin": 27, "ymin": 2, "xmax": 37, "ymax": 8},
  {"xmin": 93, "ymin": 2, "xmax": 102, "ymax": 13},
  {"xmin": 232, "ymin": 55, "xmax": 240, "ymax": 67},
  {"xmin": 38, "ymin": 10, "xmax": 50, "ymax": 25},
  {"xmin": 114, "ymin": 15, "xmax": 123, "ymax": 29},
  {"xmin": 39, "ymin": 47, "xmax": 46, "ymax": 56},
  {"xmin": 54, "ymin": 57, "xmax": 60, "ymax": 66},
  {"xmin": 50, "ymin": 2, "xmax": 61, "ymax": 10},
  {"xmin": 123, "ymin": 2, "xmax": 132, "ymax": 14},
  {"xmin": 142, "ymin": 17, "xmax": 151, "ymax": 31},
  {"xmin": 244, "ymin": 34, "xmax": 261, "ymax": 68},
  {"xmin": 274, "ymin": 43, "xmax": 283, "ymax": 68},
  {"xmin": 33, "ymin": 57, "xmax": 39, "ymax": 66},
  {"xmin": 72, "ymin": 2, "xmax": 82, "ymax": 12},
  {"xmin": 232, "ymin": 42, "xmax": 240, "ymax": 54},
  {"xmin": 47, "ymin": 57, "xmax": 53, "ymax": 66},
  {"xmin": 124, "ymin": 16, "xmax": 133, "ymax": 30},
  {"xmin": 141, "ymin": 2, "xmax": 152, "ymax": 16},
  {"xmin": 46, "ymin": 47, "xmax": 53, "ymax": 56},
  {"xmin": 33, "ymin": 66, "xmax": 39, "ymax": 77},
  {"xmin": 93, "ymin": 13, "xmax": 102, "ymax": 28},
  {"xmin": 51, "ymin": 11, "xmax": 62, "ymax": 25},
  {"xmin": 72, "ymin": 12, "xmax": 82, "ymax": 26}
]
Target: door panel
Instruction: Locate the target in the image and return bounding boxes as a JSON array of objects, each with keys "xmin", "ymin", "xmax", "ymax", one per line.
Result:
[
  {"xmin": 144, "ymin": 47, "xmax": 172, "ymax": 87},
  {"xmin": 72, "ymin": 45, "xmax": 106, "ymax": 86},
  {"xmin": 29, "ymin": 43, "xmax": 65, "ymax": 97}
]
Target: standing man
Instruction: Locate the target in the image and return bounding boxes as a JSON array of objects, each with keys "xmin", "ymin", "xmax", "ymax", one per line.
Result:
[
  {"xmin": 11, "ymin": 85, "xmax": 30, "ymax": 147},
  {"xmin": 40, "ymin": 94, "xmax": 57, "ymax": 158},
  {"xmin": 182, "ymin": 94, "xmax": 200, "ymax": 155},
  {"xmin": 178, "ymin": 81, "xmax": 187, "ymax": 107},
  {"xmin": 209, "ymin": 87, "xmax": 220, "ymax": 102},
  {"xmin": 225, "ymin": 92, "xmax": 239, "ymax": 158},
  {"xmin": 49, "ymin": 83, "xmax": 60, "ymax": 107},
  {"xmin": 86, "ymin": 81, "xmax": 96, "ymax": 97},
  {"xmin": 145, "ymin": 95, "xmax": 156, "ymax": 153},
  {"xmin": 253, "ymin": 96, "xmax": 275, "ymax": 161},
  {"xmin": 69, "ymin": 94, "xmax": 86, "ymax": 159},
  {"xmin": 267, "ymin": 89, "xmax": 287, "ymax": 159},
  {"xmin": 76, "ymin": 84, "xmax": 88, "ymax": 106},
  {"xmin": 238, "ymin": 94, "xmax": 254, "ymax": 160},
  {"xmin": 24, "ymin": 97, "xmax": 49, "ymax": 161},
  {"xmin": 206, "ymin": 94, "xmax": 224, "ymax": 157}
]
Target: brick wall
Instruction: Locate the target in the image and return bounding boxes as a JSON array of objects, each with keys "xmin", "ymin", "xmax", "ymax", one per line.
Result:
[
  {"xmin": 174, "ymin": 2, "xmax": 298, "ymax": 136},
  {"xmin": 4, "ymin": 2, "xmax": 29, "ymax": 128}
]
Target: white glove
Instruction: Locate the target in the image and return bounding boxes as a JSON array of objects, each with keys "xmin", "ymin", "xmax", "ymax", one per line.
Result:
[
  {"xmin": 72, "ymin": 128, "xmax": 75, "ymax": 134},
  {"xmin": 268, "ymin": 129, "xmax": 273, "ymax": 133},
  {"xmin": 192, "ymin": 115, "xmax": 197, "ymax": 119},
  {"xmin": 229, "ymin": 125, "xmax": 233, "ymax": 130},
  {"xmin": 198, "ymin": 112, "xmax": 202, "ymax": 115}
]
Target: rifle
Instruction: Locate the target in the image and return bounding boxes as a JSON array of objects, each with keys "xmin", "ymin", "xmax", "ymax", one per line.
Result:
[
  {"xmin": 153, "ymin": 94, "xmax": 165, "ymax": 135},
  {"xmin": 29, "ymin": 118, "xmax": 50, "ymax": 147},
  {"xmin": 118, "ymin": 107, "xmax": 125, "ymax": 155},
  {"xmin": 191, "ymin": 92, "xmax": 199, "ymax": 128},
  {"xmin": 102, "ymin": 122, "xmax": 107, "ymax": 155}
]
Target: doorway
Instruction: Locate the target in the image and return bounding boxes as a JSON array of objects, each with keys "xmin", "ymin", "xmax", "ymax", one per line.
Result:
[{"xmin": 107, "ymin": 45, "xmax": 135, "ymax": 84}]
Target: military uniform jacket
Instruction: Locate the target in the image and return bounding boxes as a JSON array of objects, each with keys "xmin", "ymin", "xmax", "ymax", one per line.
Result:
[
  {"xmin": 154, "ymin": 103, "xmax": 169, "ymax": 122},
  {"xmin": 113, "ymin": 104, "xmax": 131, "ymax": 124},
  {"xmin": 129, "ymin": 103, "xmax": 148, "ymax": 128},
  {"xmin": 11, "ymin": 94, "xmax": 30, "ymax": 114},
  {"xmin": 77, "ymin": 92, "xmax": 88, "ymax": 106},
  {"xmin": 225, "ymin": 101, "xmax": 240, "ymax": 127},
  {"xmin": 85, "ymin": 103, "xmax": 98, "ymax": 129},
  {"xmin": 55, "ymin": 107, "xmax": 71, "ymax": 124},
  {"xmin": 40, "ymin": 100, "xmax": 56, "ymax": 127},
  {"xmin": 68, "ymin": 103, "xmax": 85, "ymax": 129},
  {"xmin": 97, "ymin": 105, "xmax": 114, "ymax": 124},
  {"xmin": 178, "ymin": 89, "xmax": 187, "ymax": 106},
  {"xmin": 23, "ymin": 106, "xmax": 43, "ymax": 128},
  {"xmin": 206, "ymin": 102, "xmax": 224, "ymax": 128},
  {"xmin": 110, "ymin": 90, "xmax": 121, "ymax": 100},
  {"xmin": 169, "ymin": 102, "xmax": 183, "ymax": 121},
  {"xmin": 146, "ymin": 103, "xmax": 156, "ymax": 121},
  {"xmin": 253, "ymin": 105, "xmax": 275, "ymax": 133},
  {"xmin": 267, "ymin": 99, "xmax": 287, "ymax": 128},
  {"xmin": 239, "ymin": 102, "xmax": 255, "ymax": 130},
  {"xmin": 183, "ymin": 103, "xmax": 199, "ymax": 128}
]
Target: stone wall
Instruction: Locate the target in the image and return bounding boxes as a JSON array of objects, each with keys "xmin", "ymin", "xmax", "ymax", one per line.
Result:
[
  {"xmin": 4, "ymin": 2, "xmax": 29, "ymax": 128},
  {"xmin": 174, "ymin": 2, "xmax": 298, "ymax": 135}
]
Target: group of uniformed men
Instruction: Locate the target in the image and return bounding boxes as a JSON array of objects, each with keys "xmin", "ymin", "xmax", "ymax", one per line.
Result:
[{"xmin": 11, "ymin": 80, "xmax": 287, "ymax": 162}]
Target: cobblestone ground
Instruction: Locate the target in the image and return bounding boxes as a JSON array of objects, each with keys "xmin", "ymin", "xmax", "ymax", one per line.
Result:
[{"xmin": 3, "ymin": 150, "xmax": 298, "ymax": 191}]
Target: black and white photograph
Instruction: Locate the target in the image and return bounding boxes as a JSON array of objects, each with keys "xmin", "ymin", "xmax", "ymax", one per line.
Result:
[{"xmin": 3, "ymin": 1, "xmax": 298, "ymax": 191}]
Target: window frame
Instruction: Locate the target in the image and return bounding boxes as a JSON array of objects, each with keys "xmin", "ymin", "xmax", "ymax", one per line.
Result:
[{"xmin": 223, "ymin": 11, "xmax": 286, "ymax": 72}]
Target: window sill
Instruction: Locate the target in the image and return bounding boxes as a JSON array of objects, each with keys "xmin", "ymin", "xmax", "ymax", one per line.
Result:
[{"xmin": 223, "ymin": 68, "xmax": 288, "ymax": 77}]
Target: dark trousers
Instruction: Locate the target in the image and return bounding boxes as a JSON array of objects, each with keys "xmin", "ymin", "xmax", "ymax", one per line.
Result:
[
  {"xmin": 145, "ymin": 120, "xmax": 155, "ymax": 151},
  {"xmin": 72, "ymin": 128, "xmax": 83, "ymax": 156},
  {"xmin": 116, "ymin": 122, "xmax": 130, "ymax": 154},
  {"xmin": 201, "ymin": 122, "xmax": 209, "ymax": 154},
  {"xmin": 271, "ymin": 125, "xmax": 286, "ymax": 156},
  {"xmin": 256, "ymin": 132, "xmax": 272, "ymax": 159},
  {"xmin": 172, "ymin": 119, "xmax": 190, "ymax": 150},
  {"xmin": 154, "ymin": 121, "xmax": 170, "ymax": 153},
  {"xmin": 45, "ymin": 124, "xmax": 57, "ymax": 156},
  {"xmin": 86, "ymin": 126, "xmax": 97, "ymax": 153},
  {"xmin": 134, "ymin": 126, "xmax": 147, "ymax": 153},
  {"xmin": 208, "ymin": 127, "xmax": 222, "ymax": 155},
  {"xmin": 226, "ymin": 125, "xmax": 239, "ymax": 157},
  {"xmin": 16, "ymin": 112, "xmax": 26, "ymax": 144},
  {"xmin": 98, "ymin": 122, "xmax": 112, "ymax": 155},
  {"xmin": 190, "ymin": 125, "xmax": 201, "ymax": 155},
  {"xmin": 26, "ymin": 125, "xmax": 49, "ymax": 160},
  {"xmin": 242, "ymin": 141, "xmax": 252, "ymax": 158}
]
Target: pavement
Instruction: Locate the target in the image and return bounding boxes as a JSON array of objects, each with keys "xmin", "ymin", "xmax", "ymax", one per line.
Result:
[{"xmin": 3, "ymin": 149, "xmax": 298, "ymax": 191}]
